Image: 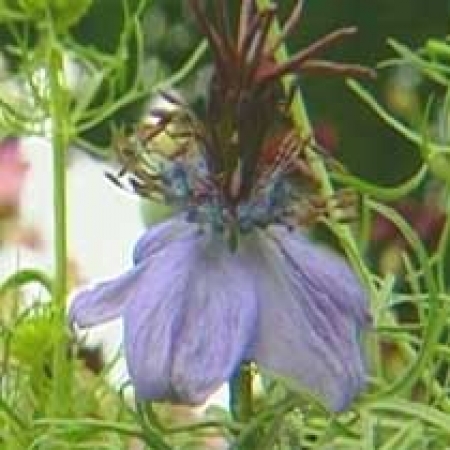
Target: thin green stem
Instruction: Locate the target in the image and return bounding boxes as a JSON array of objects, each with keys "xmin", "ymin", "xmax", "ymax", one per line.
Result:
[
  {"xmin": 47, "ymin": 41, "xmax": 71, "ymax": 416},
  {"xmin": 230, "ymin": 364, "xmax": 253, "ymax": 423},
  {"xmin": 348, "ymin": 79, "xmax": 450, "ymax": 185},
  {"xmin": 50, "ymin": 48, "xmax": 68, "ymax": 305},
  {"xmin": 153, "ymin": 39, "xmax": 208, "ymax": 91},
  {"xmin": 34, "ymin": 418, "xmax": 146, "ymax": 441},
  {"xmin": 331, "ymin": 164, "xmax": 428, "ymax": 201},
  {"xmin": 232, "ymin": 398, "xmax": 298, "ymax": 450},
  {"xmin": 229, "ymin": 364, "xmax": 255, "ymax": 449},
  {"xmin": 0, "ymin": 268, "xmax": 53, "ymax": 297},
  {"xmin": 0, "ymin": 397, "xmax": 27, "ymax": 429}
]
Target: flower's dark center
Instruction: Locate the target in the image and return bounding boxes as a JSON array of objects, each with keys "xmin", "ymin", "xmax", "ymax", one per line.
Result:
[
  {"xmin": 113, "ymin": 106, "xmax": 355, "ymax": 240},
  {"xmin": 114, "ymin": 106, "xmax": 311, "ymax": 233},
  {"xmin": 111, "ymin": 0, "xmax": 371, "ymax": 241}
]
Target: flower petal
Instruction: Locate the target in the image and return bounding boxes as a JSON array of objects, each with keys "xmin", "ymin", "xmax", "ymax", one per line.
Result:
[
  {"xmin": 70, "ymin": 217, "xmax": 197, "ymax": 328},
  {"xmin": 133, "ymin": 215, "xmax": 195, "ymax": 265},
  {"xmin": 69, "ymin": 264, "xmax": 147, "ymax": 328},
  {"xmin": 247, "ymin": 228, "xmax": 369, "ymax": 411},
  {"xmin": 125, "ymin": 234, "xmax": 258, "ymax": 404},
  {"xmin": 171, "ymin": 242, "xmax": 258, "ymax": 404},
  {"xmin": 123, "ymin": 230, "xmax": 202, "ymax": 401},
  {"xmin": 273, "ymin": 226, "xmax": 369, "ymax": 327}
]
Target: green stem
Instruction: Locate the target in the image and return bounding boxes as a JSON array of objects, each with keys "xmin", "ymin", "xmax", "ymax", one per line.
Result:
[
  {"xmin": 48, "ymin": 43, "xmax": 71, "ymax": 416},
  {"xmin": 0, "ymin": 268, "xmax": 53, "ymax": 297},
  {"xmin": 49, "ymin": 50, "xmax": 68, "ymax": 304},
  {"xmin": 230, "ymin": 364, "xmax": 253, "ymax": 423},
  {"xmin": 229, "ymin": 365, "xmax": 255, "ymax": 449},
  {"xmin": 0, "ymin": 397, "xmax": 27, "ymax": 429},
  {"xmin": 34, "ymin": 418, "xmax": 146, "ymax": 440}
]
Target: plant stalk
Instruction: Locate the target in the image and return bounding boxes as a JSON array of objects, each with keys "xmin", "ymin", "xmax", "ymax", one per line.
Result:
[{"xmin": 48, "ymin": 44, "xmax": 71, "ymax": 416}]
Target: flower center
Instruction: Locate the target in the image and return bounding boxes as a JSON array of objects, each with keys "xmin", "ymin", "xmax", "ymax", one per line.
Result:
[{"xmin": 158, "ymin": 154, "xmax": 292, "ymax": 234}]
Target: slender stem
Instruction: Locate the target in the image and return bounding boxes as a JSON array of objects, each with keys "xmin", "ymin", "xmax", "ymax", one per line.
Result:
[
  {"xmin": 230, "ymin": 364, "xmax": 253, "ymax": 423},
  {"xmin": 48, "ymin": 43, "xmax": 71, "ymax": 416},
  {"xmin": 229, "ymin": 365, "xmax": 255, "ymax": 449},
  {"xmin": 0, "ymin": 268, "xmax": 53, "ymax": 297},
  {"xmin": 34, "ymin": 418, "xmax": 146, "ymax": 440},
  {"xmin": 0, "ymin": 397, "xmax": 27, "ymax": 429},
  {"xmin": 50, "ymin": 49, "xmax": 68, "ymax": 309}
]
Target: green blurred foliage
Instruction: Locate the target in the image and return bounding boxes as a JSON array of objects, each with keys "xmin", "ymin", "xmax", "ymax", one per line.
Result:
[
  {"xmin": 5, "ymin": 0, "xmax": 92, "ymax": 28},
  {"xmin": 70, "ymin": 0, "xmax": 154, "ymax": 150},
  {"xmin": 289, "ymin": 0, "xmax": 449, "ymax": 184}
]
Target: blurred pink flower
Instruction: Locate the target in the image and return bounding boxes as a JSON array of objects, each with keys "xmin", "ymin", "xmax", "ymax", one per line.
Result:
[
  {"xmin": 0, "ymin": 139, "xmax": 29, "ymax": 212},
  {"xmin": 314, "ymin": 121, "xmax": 340, "ymax": 155},
  {"xmin": 372, "ymin": 199, "xmax": 445, "ymax": 250}
]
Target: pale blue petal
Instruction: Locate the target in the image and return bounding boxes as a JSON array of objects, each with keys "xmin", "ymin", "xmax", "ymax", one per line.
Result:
[
  {"xmin": 69, "ymin": 264, "xmax": 147, "ymax": 327},
  {"xmin": 246, "ymin": 229, "xmax": 369, "ymax": 411},
  {"xmin": 133, "ymin": 215, "xmax": 196, "ymax": 265},
  {"xmin": 123, "ymin": 232, "xmax": 201, "ymax": 401},
  {"xmin": 125, "ymin": 236, "xmax": 258, "ymax": 404},
  {"xmin": 69, "ymin": 216, "xmax": 196, "ymax": 328},
  {"xmin": 272, "ymin": 226, "xmax": 369, "ymax": 326},
  {"xmin": 171, "ymin": 243, "xmax": 258, "ymax": 403}
]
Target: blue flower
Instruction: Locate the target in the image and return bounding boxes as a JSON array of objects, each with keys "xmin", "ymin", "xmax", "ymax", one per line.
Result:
[
  {"xmin": 70, "ymin": 214, "xmax": 369, "ymax": 411},
  {"xmin": 70, "ymin": 0, "xmax": 371, "ymax": 412}
]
